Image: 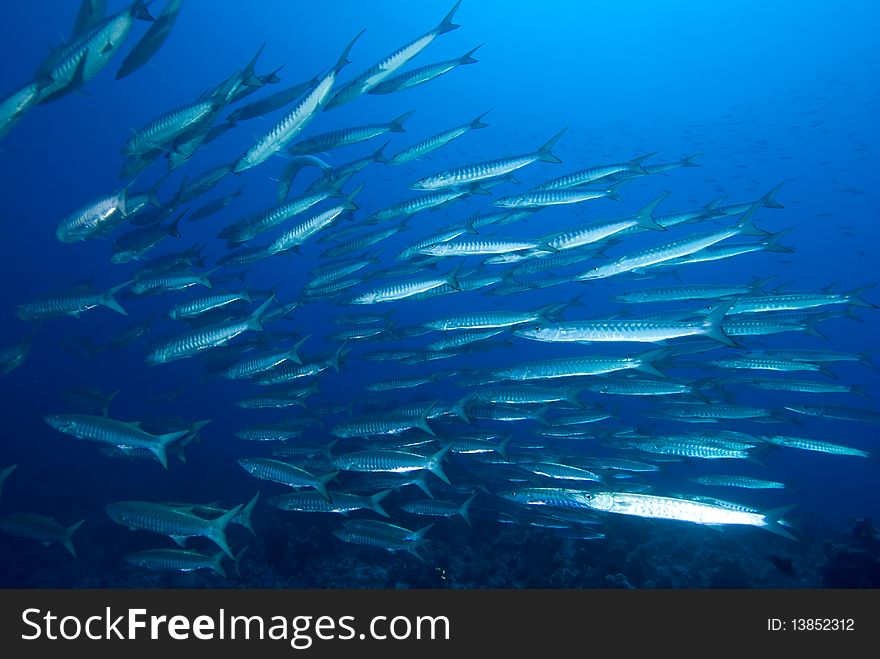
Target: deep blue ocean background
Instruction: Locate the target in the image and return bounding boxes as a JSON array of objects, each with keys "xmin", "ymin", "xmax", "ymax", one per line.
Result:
[{"xmin": 0, "ymin": 0, "xmax": 878, "ymax": 588}]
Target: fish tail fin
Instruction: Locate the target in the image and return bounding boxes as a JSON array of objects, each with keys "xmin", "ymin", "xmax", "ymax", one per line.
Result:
[
  {"xmin": 471, "ymin": 110, "xmax": 491, "ymax": 130},
  {"xmin": 450, "ymin": 393, "xmax": 475, "ymax": 422},
  {"xmin": 369, "ymin": 490, "xmax": 393, "ymax": 518},
  {"xmin": 636, "ymin": 347, "xmax": 670, "ymax": 378},
  {"xmin": 335, "ymin": 29, "xmax": 365, "ymax": 73},
  {"xmin": 102, "ymin": 390, "xmax": 120, "ymax": 417},
  {"xmin": 102, "ymin": 283, "xmax": 130, "ymax": 316},
  {"xmin": 762, "ymin": 504, "xmax": 799, "ymax": 541},
  {"xmin": 389, "ymin": 110, "xmax": 416, "ymax": 133},
  {"xmin": 679, "ymin": 152, "xmax": 703, "ymax": 167},
  {"xmin": 210, "ymin": 551, "xmax": 228, "ymax": 579},
  {"xmin": 459, "ymin": 493, "xmax": 476, "ymax": 526},
  {"xmin": 330, "ymin": 341, "xmax": 349, "ymax": 373},
  {"xmin": 735, "ymin": 201, "xmax": 771, "ymax": 237},
  {"xmin": 232, "ymin": 545, "xmax": 249, "ymax": 578},
  {"xmin": 446, "ymin": 261, "xmax": 465, "ymax": 290},
  {"xmin": 168, "ymin": 210, "xmax": 185, "ymax": 238},
  {"xmin": 627, "ymin": 152, "xmax": 658, "ymax": 173},
  {"xmin": 633, "ymin": 191, "xmax": 670, "ymax": 230},
  {"xmin": 761, "ymin": 228, "xmax": 794, "ymax": 253},
  {"xmin": 238, "ymin": 492, "xmax": 260, "ymax": 536},
  {"xmin": 417, "ymin": 402, "xmax": 438, "ymax": 436},
  {"xmin": 289, "ymin": 334, "xmax": 311, "ymax": 365},
  {"xmin": 846, "ymin": 284, "xmax": 877, "ymax": 309},
  {"xmin": 760, "ymin": 183, "xmax": 785, "ymax": 209},
  {"xmin": 698, "ymin": 195, "xmax": 727, "ymax": 218},
  {"xmin": 133, "ymin": 0, "xmax": 156, "ymax": 22},
  {"xmin": 63, "ymin": 519, "xmax": 85, "ymax": 557},
  {"xmin": 460, "ymin": 44, "xmax": 482, "ymax": 64},
  {"xmin": 316, "ymin": 471, "xmax": 339, "ymax": 503},
  {"xmin": 246, "ymin": 295, "xmax": 276, "ymax": 332},
  {"xmin": 496, "ymin": 434, "xmax": 512, "ymax": 462},
  {"xmin": 152, "ymin": 429, "xmax": 189, "ymax": 469},
  {"xmin": 413, "ymin": 523, "xmax": 435, "ymax": 543},
  {"xmin": 436, "ymin": 0, "xmax": 462, "ymax": 34},
  {"xmin": 701, "ymin": 299, "xmax": 738, "ymax": 347},
  {"xmin": 210, "ymin": 504, "xmax": 243, "ymax": 559},
  {"xmin": 859, "ymin": 349, "xmax": 880, "ymax": 370},
  {"xmin": 604, "ymin": 179, "xmax": 630, "ymax": 202},
  {"xmin": 414, "ymin": 473, "xmax": 434, "ymax": 499},
  {"xmin": 749, "ymin": 276, "xmax": 776, "ymax": 293},
  {"xmin": 428, "ymin": 443, "xmax": 452, "ymax": 485},
  {"xmin": 535, "ymin": 128, "xmax": 567, "ymax": 163}
]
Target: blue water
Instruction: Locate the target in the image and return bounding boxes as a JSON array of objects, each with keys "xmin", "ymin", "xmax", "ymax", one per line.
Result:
[{"xmin": 0, "ymin": 0, "xmax": 878, "ymax": 588}]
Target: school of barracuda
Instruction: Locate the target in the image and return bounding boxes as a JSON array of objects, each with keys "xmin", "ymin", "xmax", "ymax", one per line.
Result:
[{"xmin": 0, "ymin": 0, "xmax": 877, "ymax": 577}]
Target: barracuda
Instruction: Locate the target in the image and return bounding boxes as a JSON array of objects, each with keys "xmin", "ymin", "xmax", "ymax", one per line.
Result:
[
  {"xmin": 167, "ymin": 291, "xmax": 251, "ymax": 320},
  {"xmin": 267, "ymin": 187, "xmax": 361, "ymax": 255},
  {"xmin": 542, "ymin": 192, "xmax": 669, "ymax": 251},
  {"xmin": 146, "ymin": 297, "xmax": 274, "ymax": 364},
  {"xmin": 618, "ymin": 437, "xmax": 755, "ymax": 460},
  {"xmin": 130, "ymin": 269, "xmax": 215, "ymax": 296},
  {"xmin": 659, "ymin": 231, "xmax": 794, "ymax": 265},
  {"xmin": 37, "ymin": 1, "xmax": 154, "ymax": 104},
  {"xmin": 237, "ymin": 458, "xmax": 336, "ymax": 501},
  {"xmin": 417, "ymin": 237, "xmax": 550, "ymax": 257},
  {"xmin": 643, "ymin": 403, "xmax": 778, "ymax": 423},
  {"xmin": 223, "ymin": 337, "xmax": 309, "ymax": 381},
  {"xmin": 514, "ymin": 300, "xmax": 735, "ymax": 347},
  {"xmin": 689, "ymin": 475, "xmax": 786, "ymax": 489},
  {"xmin": 0, "ymin": 82, "xmax": 39, "ymax": 141},
  {"xmin": 370, "ymin": 45, "xmax": 480, "ymax": 94},
  {"xmin": 495, "ymin": 348, "xmax": 668, "ymax": 381},
  {"xmin": 269, "ymin": 490, "xmax": 392, "ymax": 518},
  {"xmin": 16, "ymin": 281, "xmax": 129, "ymax": 320},
  {"xmin": 494, "ymin": 183, "xmax": 624, "ymax": 209},
  {"xmin": 401, "ymin": 494, "xmax": 476, "ymax": 526},
  {"xmin": 425, "ymin": 328, "xmax": 504, "ymax": 351},
  {"xmin": 56, "ymin": 186, "xmax": 133, "ymax": 243},
  {"xmin": 44, "ymin": 413, "xmax": 192, "ymax": 469},
  {"xmin": 334, "ymin": 446, "xmax": 452, "ymax": 485},
  {"xmin": 124, "ymin": 548, "xmax": 228, "ymax": 578},
  {"xmin": 124, "ymin": 97, "xmax": 221, "ymax": 156},
  {"xmin": 233, "ymin": 31, "xmax": 362, "ymax": 172},
  {"xmin": 762, "ymin": 435, "xmax": 873, "ymax": 459},
  {"xmin": 473, "ymin": 385, "xmax": 583, "ymax": 406},
  {"xmin": 105, "ymin": 501, "xmax": 242, "ymax": 558},
  {"xmin": 219, "ymin": 183, "xmax": 347, "ymax": 245},
  {"xmin": 584, "ymin": 379, "xmax": 703, "ymax": 397},
  {"xmin": 533, "ymin": 154, "xmax": 653, "ymax": 190},
  {"xmin": 411, "ymin": 129, "xmax": 566, "ymax": 190},
  {"xmin": 325, "ymin": 1, "xmax": 461, "ymax": 109},
  {"xmin": 574, "ymin": 491, "xmax": 796, "ymax": 538},
  {"xmin": 372, "ymin": 188, "xmax": 474, "ymax": 222},
  {"xmin": 423, "ymin": 303, "xmax": 564, "ymax": 331},
  {"xmin": 254, "ymin": 347, "xmax": 346, "ymax": 386},
  {"xmin": 710, "ymin": 356, "xmax": 825, "ymax": 373},
  {"xmin": 727, "ymin": 287, "xmax": 877, "ymax": 314},
  {"xmin": 351, "ymin": 265, "xmax": 462, "ymax": 304},
  {"xmin": 0, "ymin": 514, "xmax": 85, "ymax": 557},
  {"xmin": 617, "ymin": 278, "xmax": 773, "ymax": 304},
  {"xmin": 738, "ymin": 379, "xmax": 862, "ymax": 395},
  {"xmin": 289, "ymin": 110, "xmax": 414, "ymax": 155},
  {"xmin": 575, "ymin": 214, "xmax": 764, "ymax": 281},
  {"xmin": 388, "ymin": 112, "xmax": 489, "ymax": 165},
  {"xmin": 332, "ymin": 519, "xmax": 433, "ymax": 560},
  {"xmin": 330, "ymin": 405, "xmax": 437, "ymax": 439},
  {"xmin": 522, "ymin": 462, "xmax": 603, "ymax": 482}
]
